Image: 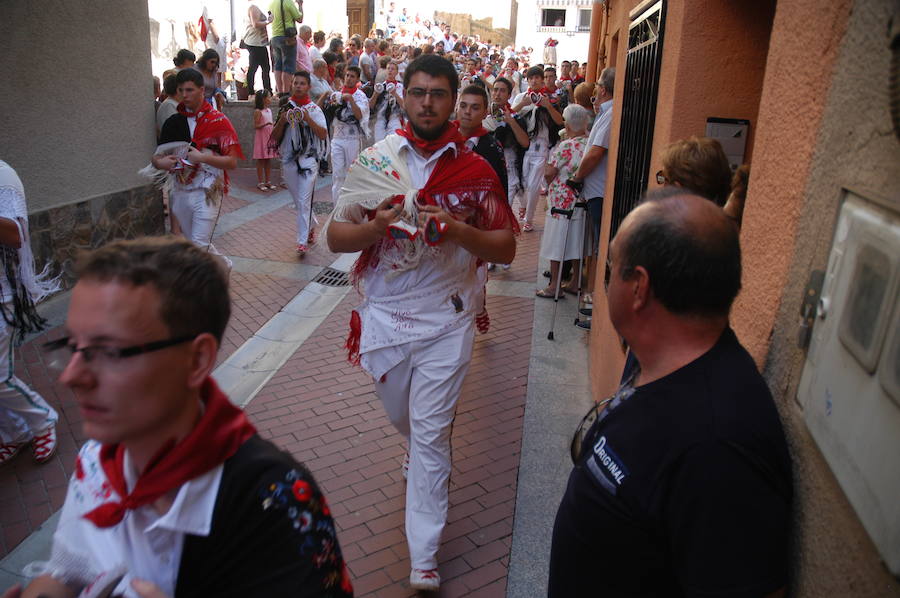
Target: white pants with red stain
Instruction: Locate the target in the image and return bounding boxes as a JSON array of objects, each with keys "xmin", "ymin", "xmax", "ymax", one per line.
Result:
[
  {"xmin": 330, "ymin": 135, "xmax": 362, "ymax": 203},
  {"xmin": 522, "ymin": 149, "xmax": 550, "ymax": 224},
  {"xmin": 373, "ymin": 322, "xmax": 475, "ymax": 570},
  {"xmin": 0, "ymin": 318, "xmax": 58, "ymax": 444}
]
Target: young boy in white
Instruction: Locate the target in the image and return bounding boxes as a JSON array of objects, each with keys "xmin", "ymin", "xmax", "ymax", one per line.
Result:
[
  {"xmin": 328, "ymin": 66, "xmax": 369, "ymax": 205},
  {"xmin": 271, "ymin": 70, "xmax": 329, "ymax": 255},
  {"xmin": 511, "ymin": 66, "xmax": 564, "ymax": 232}
]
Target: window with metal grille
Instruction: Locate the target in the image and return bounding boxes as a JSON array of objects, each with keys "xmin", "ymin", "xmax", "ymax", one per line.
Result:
[
  {"xmin": 541, "ymin": 9, "xmax": 566, "ymax": 27},
  {"xmin": 578, "ymin": 9, "xmax": 591, "ymax": 32},
  {"xmin": 608, "ymin": 1, "xmax": 666, "ymax": 246}
]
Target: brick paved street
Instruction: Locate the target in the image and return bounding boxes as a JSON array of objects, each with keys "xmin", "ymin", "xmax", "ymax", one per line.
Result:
[{"xmin": 0, "ymin": 168, "xmax": 571, "ymax": 596}]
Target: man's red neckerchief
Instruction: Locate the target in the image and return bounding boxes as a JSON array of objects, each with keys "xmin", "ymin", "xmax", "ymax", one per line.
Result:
[
  {"xmin": 394, "ymin": 121, "xmax": 462, "ymax": 153},
  {"xmin": 452, "ymin": 120, "xmax": 489, "ymax": 140},
  {"xmin": 82, "ymin": 378, "xmax": 257, "ymax": 528},
  {"xmin": 290, "ymin": 94, "xmax": 312, "ymax": 106},
  {"xmin": 340, "ymin": 85, "xmax": 358, "ymax": 95}
]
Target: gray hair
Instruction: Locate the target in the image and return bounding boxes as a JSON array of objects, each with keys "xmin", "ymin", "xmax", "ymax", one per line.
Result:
[
  {"xmin": 299, "ymin": 25, "xmax": 312, "ymax": 36},
  {"xmin": 598, "ymin": 67, "xmax": 615, "ymax": 94},
  {"xmin": 313, "ymin": 58, "xmax": 327, "ymax": 70},
  {"xmin": 563, "ymin": 104, "xmax": 592, "ymax": 134}
]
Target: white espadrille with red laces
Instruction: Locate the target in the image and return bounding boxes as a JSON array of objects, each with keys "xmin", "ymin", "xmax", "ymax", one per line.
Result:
[
  {"xmin": 31, "ymin": 425, "xmax": 57, "ymax": 463},
  {"xmin": 0, "ymin": 441, "xmax": 25, "ymax": 466},
  {"xmin": 410, "ymin": 568, "xmax": 440, "ymax": 591}
]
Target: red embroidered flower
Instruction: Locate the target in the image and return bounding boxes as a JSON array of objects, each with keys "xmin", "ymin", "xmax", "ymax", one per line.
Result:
[
  {"xmin": 391, "ymin": 170, "xmax": 400, "ymax": 180},
  {"xmin": 340, "ymin": 562, "xmax": 354, "ymax": 593},
  {"xmin": 292, "ymin": 479, "xmax": 312, "ymax": 502},
  {"xmin": 75, "ymin": 455, "xmax": 85, "ymax": 481}
]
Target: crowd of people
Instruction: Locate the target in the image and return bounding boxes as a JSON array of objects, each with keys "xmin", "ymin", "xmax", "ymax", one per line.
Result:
[{"xmin": 0, "ymin": 4, "xmax": 789, "ymax": 597}]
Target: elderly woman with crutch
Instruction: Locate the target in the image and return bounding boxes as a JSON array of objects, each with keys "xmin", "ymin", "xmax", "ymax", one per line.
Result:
[{"xmin": 537, "ymin": 104, "xmax": 593, "ymax": 300}]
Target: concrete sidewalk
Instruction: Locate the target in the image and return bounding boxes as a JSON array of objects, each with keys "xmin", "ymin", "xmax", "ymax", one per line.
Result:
[{"xmin": 0, "ymin": 168, "xmax": 594, "ymax": 596}]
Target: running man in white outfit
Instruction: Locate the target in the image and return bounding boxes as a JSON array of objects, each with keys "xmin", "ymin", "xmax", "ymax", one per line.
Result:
[{"xmin": 327, "ymin": 55, "xmax": 517, "ymax": 592}]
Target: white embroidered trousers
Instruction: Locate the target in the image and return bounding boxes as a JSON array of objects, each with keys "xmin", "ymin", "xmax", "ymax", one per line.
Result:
[
  {"xmin": 283, "ymin": 157, "xmax": 319, "ymax": 245},
  {"xmin": 373, "ymin": 322, "xmax": 474, "ymax": 570},
  {"xmin": 330, "ymin": 136, "xmax": 362, "ymax": 203}
]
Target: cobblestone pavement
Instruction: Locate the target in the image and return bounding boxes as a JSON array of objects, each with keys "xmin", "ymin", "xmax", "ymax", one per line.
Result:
[{"xmin": 0, "ymin": 167, "xmax": 560, "ymax": 597}]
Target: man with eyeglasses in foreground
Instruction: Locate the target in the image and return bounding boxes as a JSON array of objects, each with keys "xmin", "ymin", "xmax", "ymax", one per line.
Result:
[
  {"xmin": 548, "ymin": 190, "xmax": 792, "ymax": 598},
  {"xmin": 327, "ymin": 54, "xmax": 517, "ymax": 591},
  {"xmin": 3, "ymin": 238, "xmax": 352, "ymax": 598}
]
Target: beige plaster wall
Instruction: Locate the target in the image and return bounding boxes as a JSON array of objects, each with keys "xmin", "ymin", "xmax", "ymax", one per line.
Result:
[
  {"xmin": 589, "ymin": 0, "xmax": 776, "ymax": 397},
  {"xmin": 731, "ymin": 0, "xmax": 850, "ymax": 362},
  {"xmin": 0, "ymin": 0, "xmax": 156, "ymax": 213},
  {"xmin": 748, "ymin": 0, "xmax": 900, "ymax": 593}
]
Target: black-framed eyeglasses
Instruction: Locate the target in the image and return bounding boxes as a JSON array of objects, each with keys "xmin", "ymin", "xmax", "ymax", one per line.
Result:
[
  {"xmin": 406, "ymin": 87, "xmax": 450, "ymax": 99},
  {"xmin": 656, "ymin": 170, "xmax": 668, "ymax": 185},
  {"xmin": 42, "ymin": 335, "xmax": 195, "ymax": 369},
  {"xmin": 570, "ymin": 396, "xmax": 614, "ymax": 464}
]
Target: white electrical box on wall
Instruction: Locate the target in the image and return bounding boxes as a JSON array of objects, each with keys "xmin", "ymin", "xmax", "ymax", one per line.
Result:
[
  {"xmin": 798, "ymin": 191, "xmax": 900, "ymax": 575},
  {"xmin": 705, "ymin": 117, "xmax": 749, "ymax": 171}
]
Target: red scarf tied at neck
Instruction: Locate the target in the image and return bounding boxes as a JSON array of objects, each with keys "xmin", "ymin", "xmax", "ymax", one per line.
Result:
[
  {"xmin": 452, "ymin": 120, "xmax": 489, "ymax": 140},
  {"xmin": 290, "ymin": 94, "xmax": 312, "ymax": 106},
  {"xmin": 340, "ymin": 85, "xmax": 358, "ymax": 96},
  {"xmin": 395, "ymin": 121, "xmax": 462, "ymax": 153},
  {"xmin": 82, "ymin": 377, "xmax": 257, "ymax": 528},
  {"xmin": 175, "ymin": 100, "xmax": 244, "ymax": 193}
]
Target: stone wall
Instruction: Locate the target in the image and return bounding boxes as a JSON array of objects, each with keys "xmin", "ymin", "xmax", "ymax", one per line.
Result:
[
  {"xmin": 28, "ymin": 185, "xmax": 165, "ymax": 289},
  {"xmin": 435, "ymin": 12, "xmax": 513, "ymax": 48}
]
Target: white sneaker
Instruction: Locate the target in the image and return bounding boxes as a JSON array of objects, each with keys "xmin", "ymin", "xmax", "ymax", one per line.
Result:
[
  {"xmin": 410, "ymin": 568, "xmax": 440, "ymax": 591},
  {"xmin": 401, "ymin": 452, "xmax": 409, "ymax": 480}
]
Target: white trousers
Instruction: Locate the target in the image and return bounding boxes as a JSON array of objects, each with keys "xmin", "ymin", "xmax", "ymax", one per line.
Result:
[
  {"xmin": 283, "ymin": 158, "xmax": 319, "ymax": 245},
  {"xmin": 0, "ymin": 319, "xmax": 57, "ymax": 444},
  {"xmin": 331, "ymin": 136, "xmax": 362, "ymax": 203},
  {"xmin": 374, "ymin": 117, "xmax": 402, "ymax": 145},
  {"xmin": 505, "ymin": 150, "xmax": 524, "ymax": 214},
  {"xmin": 373, "ymin": 322, "xmax": 475, "ymax": 569},
  {"xmin": 171, "ymin": 188, "xmax": 230, "ymax": 267},
  {"xmin": 522, "ymin": 150, "xmax": 549, "ymax": 224}
]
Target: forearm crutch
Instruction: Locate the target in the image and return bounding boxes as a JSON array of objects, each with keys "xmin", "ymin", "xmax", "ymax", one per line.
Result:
[
  {"xmin": 548, "ymin": 205, "xmax": 574, "ymax": 341},
  {"xmin": 571, "ymin": 199, "xmax": 591, "ymax": 326}
]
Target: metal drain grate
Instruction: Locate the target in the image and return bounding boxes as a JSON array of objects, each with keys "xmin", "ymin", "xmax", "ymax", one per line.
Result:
[{"xmin": 311, "ymin": 267, "xmax": 351, "ymax": 287}]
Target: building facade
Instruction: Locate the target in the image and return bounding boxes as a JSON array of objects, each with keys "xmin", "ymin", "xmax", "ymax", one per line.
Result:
[
  {"xmin": 586, "ymin": 0, "xmax": 900, "ymax": 594},
  {"xmin": 515, "ymin": 0, "xmax": 592, "ymax": 65},
  {"xmin": 1, "ymin": 0, "xmax": 164, "ymax": 285}
]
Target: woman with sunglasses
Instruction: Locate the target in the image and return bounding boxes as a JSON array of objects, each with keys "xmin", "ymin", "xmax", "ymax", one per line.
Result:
[{"xmin": 195, "ymin": 48, "xmax": 227, "ymax": 110}]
